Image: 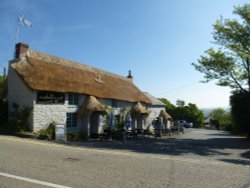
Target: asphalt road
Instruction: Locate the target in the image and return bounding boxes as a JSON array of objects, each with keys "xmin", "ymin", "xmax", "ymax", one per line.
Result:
[{"xmin": 0, "ymin": 129, "xmax": 250, "ymax": 188}]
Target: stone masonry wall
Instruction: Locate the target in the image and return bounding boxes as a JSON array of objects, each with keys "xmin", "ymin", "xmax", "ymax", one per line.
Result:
[{"xmin": 33, "ymin": 104, "xmax": 67, "ymax": 132}]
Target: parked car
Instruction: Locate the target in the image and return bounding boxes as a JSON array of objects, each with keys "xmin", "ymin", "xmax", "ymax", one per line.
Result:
[{"xmin": 177, "ymin": 120, "xmax": 193, "ymax": 128}]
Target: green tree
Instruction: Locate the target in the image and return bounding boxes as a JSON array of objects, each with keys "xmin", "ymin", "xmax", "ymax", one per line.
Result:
[
  {"xmin": 192, "ymin": 4, "xmax": 250, "ymax": 93},
  {"xmin": 185, "ymin": 103, "xmax": 204, "ymax": 128},
  {"xmin": 159, "ymin": 98, "xmax": 204, "ymax": 128},
  {"xmin": 158, "ymin": 98, "xmax": 175, "ymax": 111},
  {"xmin": 192, "ymin": 4, "xmax": 250, "ymax": 137},
  {"xmin": 0, "ymin": 75, "xmax": 8, "ymax": 131},
  {"xmin": 0, "ymin": 76, "xmax": 6, "ymax": 99},
  {"xmin": 158, "ymin": 98, "xmax": 176, "ymax": 119},
  {"xmin": 230, "ymin": 91, "xmax": 250, "ymax": 137},
  {"xmin": 176, "ymin": 100, "xmax": 185, "ymax": 108},
  {"xmin": 209, "ymin": 108, "xmax": 232, "ymax": 130}
]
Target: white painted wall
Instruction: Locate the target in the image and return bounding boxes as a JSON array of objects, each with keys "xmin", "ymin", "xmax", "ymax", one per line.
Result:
[
  {"xmin": 147, "ymin": 106, "xmax": 165, "ymax": 124},
  {"xmin": 7, "ymin": 64, "xmax": 36, "ymax": 130}
]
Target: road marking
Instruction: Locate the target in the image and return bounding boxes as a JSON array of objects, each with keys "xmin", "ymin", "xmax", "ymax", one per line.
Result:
[
  {"xmin": 0, "ymin": 135, "xmax": 249, "ymax": 168},
  {"xmin": 0, "ymin": 172, "xmax": 71, "ymax": 188}
]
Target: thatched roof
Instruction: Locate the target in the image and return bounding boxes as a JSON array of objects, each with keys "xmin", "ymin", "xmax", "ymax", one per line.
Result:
[
  {"xmin": 78, "ymin": 96, "xmax": 106, "ymax": 117},
  {"xmin": 159, "ymin": 109, "xmax": 172, "ymax": 120},
  {"xmin": 11, "ymin": 47, "xmax": 151, "ymax": 104},
  {"xmin": 131, "ymin": 102, "xmax": 149, "ymax": 115}
]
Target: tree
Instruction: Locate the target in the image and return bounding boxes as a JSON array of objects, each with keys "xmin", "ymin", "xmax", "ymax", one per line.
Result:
[
  {"xmin": 0, "ymin": 76, "xmax": 6, "ymax": 99},
  {"xmin": 158, "ymin": 98, "xmax": 175, "ymax": 111},
  {"xmin": 230, "ymin": 91, "xmax": 250, "ymax": 136},
  {"xmin": 192, "ymin": 4, "xmax": 250, "ymax": 93},
  {"xmin": 209, "ymin": 108, "xmax": 232, "ymax": 130},
  {"xmin": 192, "ymin": 4, "xmax": 250, "ymax": 137},
  {"xmin": 176, "ymin": 100, "xmax": 185, "ymax": 108},
  {"xmin": 159, "ymin": 98, "xmax": 204, "ymax": 127},
  {"xmin": 0, "ymin": 75, "xmax": 8, "ymax": 131},
  {"xmin": 185, "ymin": 103, "xmax": 204, "ymax": 128}
]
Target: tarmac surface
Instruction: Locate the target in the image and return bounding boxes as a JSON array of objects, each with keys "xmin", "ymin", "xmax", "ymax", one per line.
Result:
[{"xmin": 0, "ymin": 128, "xmax": 250, "ymax": 188}]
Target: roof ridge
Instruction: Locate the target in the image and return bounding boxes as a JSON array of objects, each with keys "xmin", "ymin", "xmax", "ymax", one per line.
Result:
[{"xmin": 27, "ymin": 49, "xmax": 131, "ymax": 81}]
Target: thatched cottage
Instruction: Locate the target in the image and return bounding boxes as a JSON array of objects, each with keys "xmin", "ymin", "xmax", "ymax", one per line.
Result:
[{"xmin": 7, "ymin": 43, "xmax": 152, "ymax": 137}]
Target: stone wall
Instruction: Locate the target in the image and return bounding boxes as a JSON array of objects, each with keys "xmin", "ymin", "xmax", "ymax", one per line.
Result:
[{"xmin": 33, "ymin": 103, "xmax": 67, "ymax": 132}]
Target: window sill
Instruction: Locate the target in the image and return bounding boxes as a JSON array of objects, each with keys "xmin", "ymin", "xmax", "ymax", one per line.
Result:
[{"xmin": 68, "ymin": 105, "xmax": 78, "ymax": 108}]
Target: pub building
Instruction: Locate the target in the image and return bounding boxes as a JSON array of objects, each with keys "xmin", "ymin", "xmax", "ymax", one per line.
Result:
[
  {"xmin": 7, "ymin": 43, "xmax": 173, "ymax": 138},
  {"xmin": 7, "ymin": 43, "xmax": 154, "ymax": 137}
]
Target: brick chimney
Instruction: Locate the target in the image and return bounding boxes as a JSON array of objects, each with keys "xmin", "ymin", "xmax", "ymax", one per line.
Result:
[{"xmin": 15, "ymin": 42, "xmax": 29, "ymax": 59}]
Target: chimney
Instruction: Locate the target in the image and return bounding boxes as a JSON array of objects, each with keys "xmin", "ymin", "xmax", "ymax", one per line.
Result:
[
  {"xmin": 15, "ymin": 42, "xmax": 29, "ymax": 59},
  {"xmin": 127, "ymin": 70, "xmax": 133, "ymax": 81}
]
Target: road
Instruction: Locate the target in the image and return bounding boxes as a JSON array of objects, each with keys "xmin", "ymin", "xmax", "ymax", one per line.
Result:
[{"xmin": 0, "ymin": 129, "xmax": 250, "ymax": 188}]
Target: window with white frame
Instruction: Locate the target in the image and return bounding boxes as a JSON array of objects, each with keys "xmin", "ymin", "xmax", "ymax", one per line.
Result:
[
  {"xmin": 68, "ymin": 93, "xmax": 78, "ymax": 105},
  {"xmin": 66, "ymin": 113, "xmax": 77, "ymax": 128}
]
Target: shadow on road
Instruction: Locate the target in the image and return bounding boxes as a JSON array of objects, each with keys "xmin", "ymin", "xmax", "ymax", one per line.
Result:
[
  {"xmin": 241, "ymin": 151, "xmax": 250, "ymax": 159},
  {"xmin": 219, "ymin": 159, "xmax": 250, "ymax": 166},
  {"xmin": 60, "ymin": 131, "xmax": 250, "ymax": 166}
]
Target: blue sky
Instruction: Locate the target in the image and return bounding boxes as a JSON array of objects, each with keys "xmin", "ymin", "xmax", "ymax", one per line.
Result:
[{"xmin": 0, "ymin": 0, "xmax": 248, "ymax": 108}]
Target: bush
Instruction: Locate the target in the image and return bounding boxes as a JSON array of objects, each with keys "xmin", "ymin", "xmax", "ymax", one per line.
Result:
[
  {"xmin": 230, "ymin": 91, "xmax": 250, "ymax": 139},
  {"xmin": 0, "ymin": 99, "xmax": 8, "ymax": 132},
  {"xmin": 67, "ymin": 131, "xmax": 87, "ymax": 141},
  {"xmin": 47, "ymin": 121, "xmax": 56, "ymax": 139},
  {"xmin": 8, "ymin": 104, "xmax": 32, "ymax": 133},
  {"xmin": 146, "ymin": 125, "xmax": 153, "ymax": 135},
  {"xmin": 38, "ymin": 121, "xmax": 56, "ymax": 140},
  {"xmin": 38, "ymin": 129, "xmax": 49, "ymax": 140}
]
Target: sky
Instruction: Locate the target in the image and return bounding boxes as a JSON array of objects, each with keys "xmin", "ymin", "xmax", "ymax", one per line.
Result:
[{"xmin": 0, "ymin": 0, "xmax": 249, "ymax": 109}]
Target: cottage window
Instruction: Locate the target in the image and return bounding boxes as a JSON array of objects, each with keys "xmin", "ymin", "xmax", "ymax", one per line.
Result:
[
  {"xmin": 111, "ymin": 100, "xmax": 117, "ymax": 107},
  {"xmin": 68, "ymin": 93, "xmax": 78, "ymax": 105},
  {"xmin": 66, "ymin": 113, "xmax": 77, "ymax": 128}
]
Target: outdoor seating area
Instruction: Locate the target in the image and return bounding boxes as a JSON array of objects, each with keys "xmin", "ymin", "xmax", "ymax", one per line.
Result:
[{"xmin": 95, "ymin": 124, "xmax": 185, "ymax": 143}]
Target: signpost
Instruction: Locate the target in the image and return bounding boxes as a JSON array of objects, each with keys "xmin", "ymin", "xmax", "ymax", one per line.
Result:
[{"xmin": 55, "ymin": 124, "xmax": 66, "ymax": 142}]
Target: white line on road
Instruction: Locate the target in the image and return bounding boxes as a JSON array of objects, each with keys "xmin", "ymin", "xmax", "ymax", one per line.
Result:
[{"xmin": 0, "ymin": 172, "xmax": 72, "ymax": 188}]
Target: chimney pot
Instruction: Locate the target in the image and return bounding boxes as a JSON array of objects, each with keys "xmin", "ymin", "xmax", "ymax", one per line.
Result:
[
  {"xmin": 127, "ymin": 70, "xmax": 133, "ymax": 80},
  {"xmin": 15, "ymin": 42, "xmax": 29, "ymax": 59}
]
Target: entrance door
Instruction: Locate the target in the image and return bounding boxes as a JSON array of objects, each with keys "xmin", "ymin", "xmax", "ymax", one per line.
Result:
[{"xmin": 90, "ymin": 112, "xmax": 99, "ymax": 138}]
